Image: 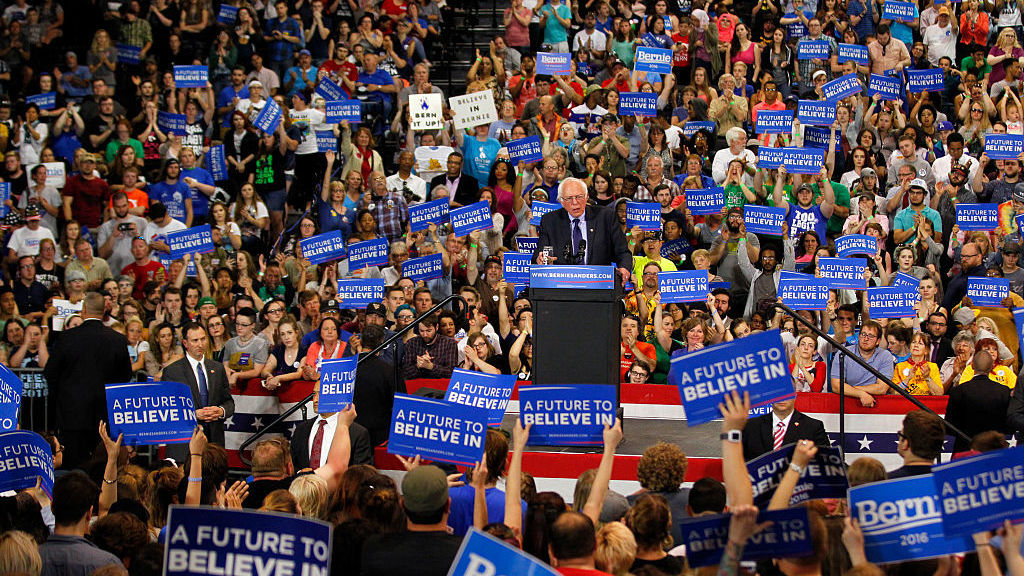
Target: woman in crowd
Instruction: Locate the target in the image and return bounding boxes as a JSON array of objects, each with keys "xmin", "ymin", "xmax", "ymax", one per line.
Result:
[
  {"xmin": 125, "ymin": 317, "xmax": 148, "ymax": 374},
  {"xmin": 206, "ymin": 314, "xmax": 229, "ymax": 362},
  {"xmin": 893, "ymin": 332, "xmax": 943, "ymax": 395},
  {"xmin": 262, "ymin": 317, "xmax": 305, "ymax": 391},
  {"xmin": 791, "ymin": 333, "xmax": 826, "ymax": 392},
  {"xmin": 679, "ymin": 316, "xmax": 711, "ymax": 353},
  {"xmin": 231, "ymin": 182, "xmax": 270, "ymax": 255},
  {"xmin": 462, "ymin": 331, "xmax": 509, "ymax": 374},
  {"xmin": 299, "ymin": 317, "xmax": 347, "ymax": 382},
  {"xmin": 224, "ymin": 111, "xmax": 259, "ymax": 195},
  {"xmin": 488, "ymin": 158, "xmax": 523, "ymax": 239},
  {"xmin": 144, "ymin": 322, "xmax": 183, "ymax": 379},
  {"xmin": 9, "ymin": 323, "xmax": 47, "ymax": 368}
]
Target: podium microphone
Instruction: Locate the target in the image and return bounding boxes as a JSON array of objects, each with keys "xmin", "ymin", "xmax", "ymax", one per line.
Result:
[
  {"xmin": 575, "ymin": 239, "xmax": 587, "ymax": 264},
  {"xmin": 563, "ymin": 243, "xmax": 572, "ymax": 265}
]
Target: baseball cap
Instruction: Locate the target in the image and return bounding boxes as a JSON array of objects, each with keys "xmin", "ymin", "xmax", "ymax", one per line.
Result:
[
  {"xmin": 2, "ymin": 211, "xmax": 24, "ymax": 228},
  {"xmin": 950, "ymin": 164, "xmax": 969, "ymax": 181},
  {"xmin": 298, "ymin": 49, "xmax": 312, "ymax": 57},
  {"xmin": 937, "ymin": 120, "xmax": 954, "ymax": 131},
  {"xmin": 585, "ymin": 84, "xmax": 607, "ymax": 98},
  {"xmin": 321, "ymin": 298, "xmax": 340, "ymax": 313},
  {"xmin": 908, "ymin": 178, "xmax": 928, "ymax": 190},
  {"xmin": 24, "ymin": 204, "xmax": 41, "ymax": 220},
  {"xmin": 860, "ymin": 167, "xmax": 877, "ymax": 179},
  {"xmin": 1002, "ymin": 240, "xmax": 1021, "ymax": 254},
  {"xmin": 484, "ymin": 255, "xmax": 501, "ymax": 267},
  {"xmin": 601, "ymin": 112, "xmax": 619, "ymax": 124},
  {"xmin": 401, "ymin": 465, "xmax": 449, "ymax": 513},
  {"xmin": 365, "ymin": 302, "xmax": 387, "ymax": 318},
  {"xmin": 66, "ymin": 269, "xmax": 87, "ymax": 283},
  {"xmin": 938, "ymin": 5, "xmax": 951, "ymax": 15},
  {"xmin": 1013, "ymin": 183, "xmax": 1024, "ymax": 203},
  {"xmin": 80, "ymin": 153, "xmax": 97, "ymax": 163},
  {"xmin": 198, "ymin": 296, "xmax": 217, "ymax": 308},
  {"xmin": 953, "ymin": 306, "xmax": 977, "ymax": 326},
  {"xmin": 165, "ymin": 158, "xmax": 180, "ymax": 167}
]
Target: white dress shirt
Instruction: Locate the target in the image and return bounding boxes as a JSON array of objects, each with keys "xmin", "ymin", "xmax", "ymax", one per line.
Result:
[
  {"xmin": 307, "ymin": 413, "xmax": 338, "ymax": 469},
  {"xmin": 772, "ymin": 410, "xmax": 794, "ymax": 438},
  {"xmin": 567, "ymin": 211, "xmax": 589, "ymax": 264}
]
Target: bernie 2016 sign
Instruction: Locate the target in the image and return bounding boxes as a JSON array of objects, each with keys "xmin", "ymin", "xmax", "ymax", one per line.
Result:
[
  {"xmin": 519, "ymin": 384, "xmax": 616, "ymax": 445},
  {"xmin": 387, "ymin": 394, "xmax": 487, "ymax": 465},
  {"xmin": 106, "ymin": 382, "xmax": 197, "ymax": 446},
  {"xmin": 535, "ymin": 52, "xmax": 571, "ymax": 75},
  {"xmin": 634, "ymin": 46, "xmax": 673, "ymax": 74}
]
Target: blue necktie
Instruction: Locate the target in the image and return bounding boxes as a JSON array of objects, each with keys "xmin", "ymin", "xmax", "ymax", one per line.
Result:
[
  {"xmin": 572, "ymin": 218, "xmax": 583, "ymax": 260},
  {"xmin": 196, "ymin": 361, "xmax": 209, "ymax": 407}
]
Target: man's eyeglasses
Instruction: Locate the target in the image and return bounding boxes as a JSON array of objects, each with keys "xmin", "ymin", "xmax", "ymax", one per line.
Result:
[
  {"xmin": 628, "ymin": 370, "xmax": 648, "ymax": 378},
  {"xmin": 266, "ymin": 307, "xmax": 285, "ymax": 314},
  {"xmin": 236, "ymin": 321, "xmax": 254, "ymax": 328},
  {"xmin": 859, "ymin": 332, "xmax": 879, "ymax": 340}
]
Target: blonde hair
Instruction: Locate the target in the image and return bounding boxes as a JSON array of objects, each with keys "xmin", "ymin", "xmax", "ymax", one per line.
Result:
[
  {"xmin": 594, "ymin": 521, "xmax": 637, "ymax": 576},
  {"xmin": 0, "ymin": 531, "xmax": 41, "ymax": 576},
  {"xmin": 290, "ymin": 474, "xmax": 330, "ymax": 520}
]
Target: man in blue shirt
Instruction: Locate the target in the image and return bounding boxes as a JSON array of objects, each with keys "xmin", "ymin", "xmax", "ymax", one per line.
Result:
[
  {"xmin": 215, "ymin": 66, "xmax": 250, "ymax": 131},
  {"xmin": 830, "ymin": 320, "xmax": 895, "ymax": 408},
  {"xmin": 284, "ymin": 49, "xmax": 318, "ymax": 98},
  {"xmin": 58, "ymin": 51, "xmax": 92, "ymax": 102},
  {"xmin": 147, "ymin": 159, "xmax": 193, "ymax": 226},
  {"xmin": 357, "ymin": 52, "xmax": 399, "ymax": 129},
  {"xmin": 892, "ymin": 179, "xmax": 942, "ymax": 245},
  {"xmin": 179, "ymin": 147, "xmax": 217, "ymax": 223},
  {"xmin": 264, "ymin": 0, "xmax": 304, "ymax": 80}
]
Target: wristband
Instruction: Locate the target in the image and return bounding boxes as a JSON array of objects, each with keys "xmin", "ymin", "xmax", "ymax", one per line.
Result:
[
  {"xmin": 789, "ymin": 462, "xmax": 805, "ymax": 475},
  {"xmin": 187, "ymin": 477, "xmax": 203, "ymax": 483}
]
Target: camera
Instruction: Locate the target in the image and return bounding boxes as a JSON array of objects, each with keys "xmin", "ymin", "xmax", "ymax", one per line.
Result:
[{"xmin": 118, "ymin": 223, "xmax": 133, "ymax": 232}]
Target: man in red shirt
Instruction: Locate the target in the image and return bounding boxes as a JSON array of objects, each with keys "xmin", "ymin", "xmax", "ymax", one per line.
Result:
[
  {"xmin": 620, "ymin": 314, "xmax": 656, "ymax": 383},
  {"xmin": 318, "ymin": 44, "xmax": 358, "ymax": 97},
  {"xmin": 62, "ymin": 154, "xmax": 110, "ymax": 231},
  {"xmin": 121, "ymin": 237, "xmax": 166, "ymax": 300},
  {"xmin": 600, "ymin": 60, "xmax": 631, "ymax": 93},
  {"xmin": 508, "ymin": 54, "xmax": 538, "ymax": 117},
  {"xmin": 751, "ymin": 79, "xmax": 787, "ymax": 146}
]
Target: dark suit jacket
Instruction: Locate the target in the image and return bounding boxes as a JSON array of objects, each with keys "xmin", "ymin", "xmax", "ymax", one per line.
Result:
[
  {"xmin": 930, "ymin": 336, "xmax": 954, "ymax": 366},
  {"xmin": 354, "ymin": 352, "xmax": 400, "ymax": 446},
  {"xmin": 430, "ymin": 172, "xmax": 479, "ymax": 207},
  {"xmin": 947, "ymin": 374, "xmax": 1011, "ymax": 452},
  {"xmin": 533, "ymin": 204, "xmax": 632, "ymax": 270},
  {"xmin": 1010, "ymin": 373, "xmax": 1024, "ymax": 443},
  {"xmin": 742, "ymin": 410, "xmax": 831, "ymax": 462},
  {"xmin": 162, "ymin": 356, "xmax": 235, "ymax": 460},
  {"xmin": 290, "ymin": 417, "xmax": 373, "ymax": 470}
]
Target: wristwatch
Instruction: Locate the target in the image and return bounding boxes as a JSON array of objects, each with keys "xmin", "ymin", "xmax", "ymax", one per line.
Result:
[{"xmin": 720, "ymin": 430, "xmax": 742, "ymax": 443}]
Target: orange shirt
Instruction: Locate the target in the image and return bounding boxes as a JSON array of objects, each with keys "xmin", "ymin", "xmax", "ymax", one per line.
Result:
[{"xmin": 621, "ymin": 341, "xmax": 656, "ymax": 382}]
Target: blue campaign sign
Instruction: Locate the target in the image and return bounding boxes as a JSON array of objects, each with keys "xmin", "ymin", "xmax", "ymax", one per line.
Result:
[
  {"xmin": 315, "ymin": 130, "xmax": 337, "ymax": 153},
  {"xmin": 315, "ymin": 77, "xmax": 346, "ymax": 102},
  {"xmin": 519, "ymin": 384, "xmax": 616, "ymax": 445},
  {"xmin": 388, "ymin": 394, "xmax": 488, "ymax": 465},
  {"xmin": 627, "ymin": 201, "xmax": 663, "ymax": 230},
  {"xmin": 167, "ymin": 225, "xmax": 214, "ymax": 259},
  {"xmin": 778, "ymin": 270, "xmax": 829, "ymax": 310},
  {"xmin": 682, "ymin": 121, "xmax": 716, "ymax": 137},
  {"xmin": 670, "ymin": 330, "xmax": 793, "ymax": 426},
  {"xmin": 892, "ymin": 272, "xmax": 921, "ymax": 288},
  {"xmin": 116, "ymin": 44, "xmax": 141, "ymax": 65},
  {"xmin": 798, "ymin": 39, "xmax": 831, "ymax": 60},
  {"xmin": 933, "ymin": 445, "xmax": 1024, "ymax": 536},
  {"xmin": 680, "ymin": 507, "xmax": 813, "ymax": 568},
  {"xmin": 165, "ymin": 506, "xmax": 331, "ymax": 576},
  {"xmin": 907, "ymin": 68, "xmax": 944, "ymax": 93},
  {"xmin": 530, "ymin": 200, "xmax": 561, "ymax": 225},
  {"xmin": 659, "ymin": 270, "xmax": 710, "ymax": 303},
  {"xmin": 835, "ymin": 234, "xmax": 878, "ymax": 257},
  {"xmin": 867, "ymin": 74, "xmax": 903, "ymax": 100},
  {"xmin": 867, "ymin": 286, "xmax": 919, "ymax": 318},
  {"xmin": 0, "ymin": 430, "xmax": 54, "ymax": 496},
  {"xmin": 687, "ymin": 187, "xmax": 726, "ymax": 215},
  {"xmin": 157, "ymin": 111, "xmax": 188, "ymax": 136},
  {"xmin": 661, "ymin": 237, "xmax": 694, "ymax": 260},
  {"xmin": 0, "ymin": 364, "xmax": 22, "ymax": 431},
  {"xmin": 709, "ymin": 281, "xmax": 731, "ymax": 291},
  {"xmin": 803, "ymin": 127, "xmax": 841, "ymax": 151},
  {"xmin": 530, "ymin": 265, "xmax": 614, "ymax": 289},
  {"xmin": 882, "ymin": 0, "xmax": 917, "ymax": 21},
  {"xmin": 797, "ymin": 100, "xmax": 836, "ymax": 126},
  {"xmin": 206, "ymin": 144, "xmax": 227, "ymax": 181},
  {"xmin": 173, "ymin": 65, "xmax": 208, "ymax": 88},
  {"xmin": 503, "ymin": 252, "xmax": 532, "ymax": 284},
  {"xmin": 744, "ymin": 205, "xmax": 786, "ymax": 235},
  {"xmin": 409, "ymin": 198, "xmax": 450, "ymax": 232},
  {"xmin": 619, "ymin": 92, "xmax": 658, "ymax": 116},
  {"xmin": 451, "ymin": 529, "xmax": 560, "ymax": 576},
  {"xmin": 516, "ymin": 236, "xmax": 539, "ymax": 254},
  {"xmin": 748, "ymin": 444, "xmax": 848, "ymax": 507},
  {"xmin": 820, "ymin": 73, "xmax": 863, "ymax": 102},
  {"xmin": 756, "ymin": 110, "xmax": 794, "ymax": 134},
  {"xmin": 217, "ymin": 4, "xmax": 238, "ymax": 24},
  {"xmin": 26, "ymin": 92, "xmax": 56, "ymax": 110},
  {"xmin": 783, "ymin": 148, "xmax": 826, "ymax": 174},
  {"xmin": 635, "ymin": 45, "xmax": 673, "ymax": 74},
  {"xmin": 0, "ymin": 182, "xmax": 8, "ymax": 217},
  {"xmin": 956, "ymin": 203, "xmax": 1000, "ymax": 230},
  {"xmin": 450, "ymin": 201, "xmax": 493, "ymax": 237},
  {"xmin": 758, "ymin": 146, "xmax": 785, "ymax": 169},
  {"xmin": 849, "ymin": 475, "xmax": 974, "ymax": 563},
  {"xmin": 253, "ymin": 98, "xmax": 283, "ymax": 134},
  {"xmin": 336, "ymin": 279, "xmax": 385, "ymax": 309},
  {"xmin": 838, "ymin": 43, "xmax": 870, "ymax": 65},
  {"xmin": 347, "ymin": 237, "xmax": 390, "ymax": 269},
  {"xmin": 325, "ymin": 100, "xmax": 362, "ymax": 123},
  {"xmin": 445, "ymin": 370, "xmax": 517, "ymax": 427},
  {"xmin": 404, "ymin": 253, "xmax": 444, "ymax": 282},
  {"xmin": 318, "ymin": 356, "xmax": 357, "ymax": 411},
  {"xmin": 535, "ymin": 52, "xmax": 571, "ymax": 75},
  {"xmin": 1015, "ymin": 308, "xmax": 1024, "ymax": 359},
  {"xmin": 300, "ymin": 230, "xmax": 348, "ymax": 265},
  {"xmin": 106, "ymin": 381, "xmax": 196, "ymax": 445},
  {"xmin": 985, "ymin": 133, "xmax": 1024, "ymax": 160},
  {"xmin": 817, "ymin": 257, "xmax": 867, "ymax": 290},
  {"xmin": 967, "ymin": 276, "xmax": 1010, "ymax": 307},
  {"xmin": 507, "ymin": 136, "xmax": 544, "ymax": 165}
]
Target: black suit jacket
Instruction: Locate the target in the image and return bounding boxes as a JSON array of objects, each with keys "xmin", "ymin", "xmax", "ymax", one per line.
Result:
[
  {"xmin": 742, "ymin": 410, "xmax": 831, "ymax": 462},
  {"xmin": 162, "ymin": 356, "xmax": 235, "ymax": 460},
  {"xmin": 290, "ymin": 417, "xmax": 374, "ymax": 470},
  {"xmin": 354, "ymin": 352, "xmax": 400, "ymax": 447},
  {"xmin": 533, "ymin": 204, "xmax": 632, "ymax": 270},
  {"xmin": 930, "ymin": 336, "xmax": 954, "ymax": 366},
  {"xmin": 430, "ymin": 173, "xmax": 479, "ymax": 207},
  {"xmin": 947, "ymin": 374, "xmax": 1011, "ymax": 452}
]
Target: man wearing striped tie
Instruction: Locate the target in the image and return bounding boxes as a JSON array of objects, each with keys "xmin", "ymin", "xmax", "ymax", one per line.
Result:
[{"xmin": 741, "ymin": 385, "xmax": 831, "ymax": 462}]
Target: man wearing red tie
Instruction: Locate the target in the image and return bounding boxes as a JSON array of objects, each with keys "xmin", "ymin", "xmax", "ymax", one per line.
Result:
[
  {"xmin": 290, "ymin": 387, "xmax": 373, "ymax": 470},
  {"xmin": 741, "ymin": 389, "xmax": 830, "ymax": 461}
]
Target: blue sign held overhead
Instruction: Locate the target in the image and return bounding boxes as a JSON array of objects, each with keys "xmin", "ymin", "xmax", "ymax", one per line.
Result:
[
  {"xmin": 451, "ymin": 529, "xmax": 560, "ymax": 576},
  {"xmin": 985, "ymin": 133, "xmax": 1024, "ymax": 160},
  {"xmin": 516, "ymin": 236, "xmax": 539, "ymax": 254},
  {"xmin": 336, "ymin": 279, "xmax": 385, "ymax": 309},
  {"xmin": 907, "ymin": 68, "xmax": 945, "ymax": 93},
  {"xmin": 687, "ymin": 187, "xmax": 726, "ymax": 215},
  {"xmin": 253, "ymin": 98, "xmax": 283, "ymax": 134},
  {"xmin": 445, "ymin": 370, "xmax": 517, "ymax": 427},
  {"xmin": 26, "ymin": 92, "xmax": 56, "ymax": 111},
  {"xmin": 300, "ymin": 230, "xmax": 347, "ymax": 265},
  {"xmin": 164, "ymin": 507, "xmax": 332, "ymax": 576},
  {"xmin": 167, "ymin": 225, "xmax": 214, "ymax": 259},
  {"xmin": 530, "ymin": 200, "xmax": 561, "ymax": 226},
  {"xmin": 173, "ymin": 65, "xmax": 208, "ymax": 88},
  {"xmin": 347, "ymin": 237, "xmax": 390, "ymax": 269},
  {"xmin": 325, "ymin": 100, "xmax": 362, "ymax": 123},
  {"xmin": 817, "ymin": 257, "xmax": 867, "ymax": 289},
  {"xmin": 404, "ymin": 253, "xmax": 444, "ymax": 282},
  {"xmin": 388, "ymin": 394, "xmax": 488, "ymax": 465},
  {"xmin": 530, "ymin": 265, "xmax": 614, "ymax": 289},
  {"xmin": 619, "ymin": 92, "xmax": 658, "ymax": 116},
  {"xmin": 535, "ymin": 52, "xmax": 571, "ymax": 75},
  {"xmin": 315, "ymin": 77, "xmax": 347, "ymax": 102},
  {"xmin": 450, "ymin": 201, "xmax": 493, "ymax": 237},
  {"xmin": 682, "ymin": 121, "xmax": 716, "ymax": 137},
  {"xmin": 803, "ymin": 127, "xmax": 841, "ymax": 151},
  {"xmin": 933, "ymin": 445, "xmax": 1024, "ymax": 536},
  {"xmin": 756, "ymin": 110, "xmax": 794, "ymax": 134},
  {"xmin": 838, "ymin": 43, "xmax": 870, "ymax": 65},
  {"xmin": 503, "ymin": 252, "xmax": 532, "ymax": 285},
  {"xmin": 820, "ymin": 73, "xmax": 862, "ymax": 102},
  {"xmin": 206, "ymin": 144, "xmax": 227, "ymax": 181},
  {"xmin": 661, "ymin": 237, "xmax": 694, "ymax": 260},
  {"xmin": 627, "ymin": 201, "xmax": 662, "ymax": 230},
  {"xmin": 635, "ymin": 46, "xmax": 673, "ymax": 74},
  {"xmin": 318, "ymin": 356, "xmax": 357, "ymax": 411},
  {"xmin": 0, "ymin": 430, "xmax": 54, "ymax": 496},
  {"xmin": 956, "ymin": 203, "xmax": 1000, "ymax": 231},
  {"xmin": 106, "ymin": 381, "xmax": 197, "ymax": 445},
  {"xmin": 758, "ymin": 146, "xmax": 786, "ymax": 169},
  {"xmin": 0, "ymin": 182, "xmax": 9, "ymax": 217},
  {"xmin": 116, "ymin": 44, "xmax": 141, "ymax": 65},
  {"xmin": 744, "ymin": 205, "xmax": 786, "ymax": 235},
  {"xmin": 659, "ymin": 270, "xmax": 710, "ymax": 303},
  {"xmin": 835, "ymin": 235, "xmax": 878, "ymax": 257},
  {"xmin": 797, "ymin": 100, "xmax": 836, "ymax": 126},
  {"xmin": 798, "ymin": 39, "xmax": 831, "ymax": 60},
  {"xmin": 669, "ymin": 330, "xmax": 794, "ymax": 426},
  {"xmin": 0, "ymin": 364, "xmax": 22, "ymax": 431},
  {"xmin": 849, "ymin": 475, "xmax": 974, "ymax": 563},
  {"xmin": 867, "ymin": 74, "xmax": 903, "ymax": 100},
  {"xmin": 507, "ymin": 136, "xmax": 544, "ymax": 165},
  {"xmin": 680, "ymin": 507, "xmax": 814, "ymax": 568},
  {"xmin": 157, "ymin": 111, "xmax": 188, "ymax": 136},
  {"xmin": 778, "ymin": 270, "xmax": 830, "ymax": 310},
  {"xmin": 882, "ymin": 0, "xmax": 918, "ymax": 22},
  {"xmin": 217, "ymin": 4, "xmax": 239, "ymax": 24},
  {"xmin": 315, "ymin": 130, "xmax": 337, "ymax": 153},
  {"xmin": 867, "ymin": 286, "xmax": 919, "ymax": 318},
  {"xmin": 783, "ymin": 148, "xmax": 826, "ymax": 174},
  {"xmin": 891, "ymin": 272, "xmax": 921, "ymax": 288},
  {"xmin": 519, "ymin": 384, "xmax": 616, "ymax": 445},
  {"xmin": 748, "ymin": 444, "xmax": 849, "ymax": 507},
  {"xmin": 967, "ymin": 276, "xmax": 1010, "ymax": 307},
  {"xmin": 1014, "ymin": 308, "xmax": 1024, "ymax": 359},
  {"xmin": 409, "ymin": 198, "xmax": 450, "ymax": 232}
]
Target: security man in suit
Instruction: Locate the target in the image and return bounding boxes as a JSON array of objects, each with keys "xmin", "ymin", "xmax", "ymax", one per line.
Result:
[
  {"xmin": 291, "ymin": 386, "xmax": 374, "ymax": 469},
  {"xmin": 742, "ymin": 391, "xmax": 830, "ymax": 461},
  {"xmin": 429, "ymin": 151, "xmax": 479, "ymax": 207},
  {"xmin": 532, "ymin": 177, "xmax": 633, "ymax": 284},
  {"xmin": 162, "ymin": 322, "xmax": 235, "ymax": 463}
]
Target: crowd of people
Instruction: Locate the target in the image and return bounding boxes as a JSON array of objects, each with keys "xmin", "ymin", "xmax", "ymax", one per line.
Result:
[{"xmin": 1, "ymin": 0, "xmax": 1024, "ymax": 573}]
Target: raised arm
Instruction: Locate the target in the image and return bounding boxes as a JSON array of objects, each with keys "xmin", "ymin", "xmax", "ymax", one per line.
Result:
[
  {"xmin": 315, "ymin": 404, "xmax": 355, "ymax": 494},
  {"xmin": 97, "ymin": 422, "xmax": 124, "ymax": 517},
  {"xmin": 581, "ymin": 419, "xmax": 623, "ymax": 525},
  {"xmin": 504, "ymin": 418, "xmax": 530, "ymax": 538},
  {"xmin": 719, "ymin": 390, "xmax": 753, "ymax": 506},
  {"xmin": 767, "ymin": 441, "xmax": 817, "ymax": 510}
]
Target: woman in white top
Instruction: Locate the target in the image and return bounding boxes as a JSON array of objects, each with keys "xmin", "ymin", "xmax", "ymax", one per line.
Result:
[{"xmin": 230, "ymin": 182, "xmax": 270, "ymax": 255}]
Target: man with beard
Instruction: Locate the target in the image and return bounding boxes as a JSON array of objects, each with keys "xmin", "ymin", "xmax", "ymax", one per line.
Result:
[
  {"xmin": 624, "ymin": 260, "xmax": 662, "ymax": 342},
  {"xmin": 974, "ymin": 155, "xmax": 1023, "ymax": 204},
  {"xmin": 924, "ymin": 312, "xmax": 954, "ymax": 366},
  {"xmin": 893, "ymin": 179, "xmax": 942, "ymax": 245},
  {"xmin": 830, "ymin": 319, "xmax": 895, "ymax": 408},
  {"xmin": 932, "ymin": 133, "xmax": 979, "ymax": 185},
  {"xmin": 932, "ymin": 164, "xmax": 976, "ymax": 244},
  {"xmin": 709, "ymin": 207, "xmax": 760, "ymax": 311},
  {"xmin": 469, "ymin": 256, "xmax": 513, "ymax": 323},
  {"xmin": 97, "ymin": 192, "xmax": 147, "ymax": 274}
]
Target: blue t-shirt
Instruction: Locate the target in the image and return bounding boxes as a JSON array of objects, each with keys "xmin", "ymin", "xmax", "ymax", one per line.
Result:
[
  {"xmin": 787, "ymin": 203, "xmax": 827, "ymax": 243},
  {"xmin": 447, "ymin": 484, "xmax": 527, "ymax": 537},
  {"xmin": 830, "ymin": 346, "xmax": 895, "ymax": 388},
  {"xmin": 217, "ymin": 85, "xmax": 250, "ymax": 128},
  {"xmin": 893, "ymin": 206, "xmax": 942, "ymax": 243},
  {"xmin": 148, "ymin": 180, "xmax": 192, "ymax": 223},
  {"xmin": 181, "ymin": 167, "xmax": 215, "ymax": 217},
  {"xmin": 358, "ymin": 69, "xmax": 395, "ymax": 99},
  {"xmin": 461, "ymin": 136, "xmax": 501, "ymax": 186},
  {"xmin": 317, "ymin": 197, "xmax": 353, "ymax": 238},
  {"xmin": 284, "ymin": 65, "xmax": 318, "ymax": 98}
]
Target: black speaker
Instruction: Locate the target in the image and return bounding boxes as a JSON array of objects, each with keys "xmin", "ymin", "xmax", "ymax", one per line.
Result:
[{"xmin": 530, "ymin": 286, "xmax": 621, "ymax": 391}]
